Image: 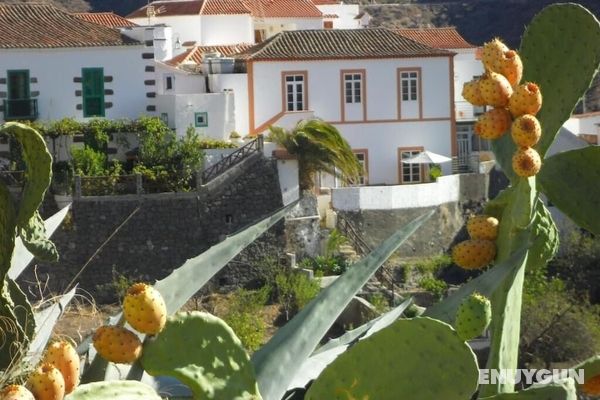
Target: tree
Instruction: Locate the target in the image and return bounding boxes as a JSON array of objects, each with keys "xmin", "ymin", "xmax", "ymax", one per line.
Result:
[{"xmin": 269, "ymin": 119, "xmax": 362, "ymax": 190}]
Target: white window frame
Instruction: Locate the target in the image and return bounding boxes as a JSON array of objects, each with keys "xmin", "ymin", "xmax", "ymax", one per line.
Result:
[
  {"xmin": 400, "ymin": 149, "xmax": 422, "ymax": 184},
  {"xmin": 353, "ymin": 150, "xmax": 368, "ymax": 185},
  {"xmin": 400, "ymin": 71, "xmax": 418, "ymax": 101},
  {"xmin": 344, "ymin": 73, "xmax": 362, "ymax": 104},
  {"xmin": 285, "ymin": 74, "xmax": 305, "ymax": 111}
]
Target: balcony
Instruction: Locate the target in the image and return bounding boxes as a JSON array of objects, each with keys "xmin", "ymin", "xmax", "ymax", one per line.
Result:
[{"xmin": 2, "ymin": 99, "xmax": 38, "ymax": 121}]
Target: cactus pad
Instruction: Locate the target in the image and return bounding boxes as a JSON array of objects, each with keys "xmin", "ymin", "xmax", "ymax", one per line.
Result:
[
  {"xmin": 64, "ymin": 381, "xmax": 162, "ymax": 400},
  {"xmin": 19, "ymin": 211, "xmax": 58, "ymax": 262},
  {"xmin": 305, "ymin": 317, "xmax": 479, "ymax": 400},
  {"xmin": 455, "ymin": 292, "xmax": 492, "ymax": 341},
  {"xmin": 141, "ymin": 311, "xmax": 262, "ymax": 400}
]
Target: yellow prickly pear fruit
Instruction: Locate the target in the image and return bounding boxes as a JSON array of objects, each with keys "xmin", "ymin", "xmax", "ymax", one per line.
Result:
[
  {"xmin": 452, "ymin": 239, "xmax": 496, "ymax": 270},
  {"xmin": 511, "ymin": 114, "xmax": 541, "ymax": 147},
  {"xmin": 498, "ymin": 49, "xmax": 523, "ymax": 87},
  {"xmin": 42, "ymin": 340, "xmax": 80, "ymax": 394},
  {"xmin": 467, "ymin": 215, "xmax": 499, "ymax": 241},
  {"xmin": 581, "ymin": 374, "xmax": 600, "ymax": 396},
  {"xmin": 123, "ymin": 283, "xmax": 167, "ymax": 335},
  {"xmin": 512, "ymin": 147, "xmax": 542, "ymax": 177},
  {"xmin": 479, "ymin": 72, "xmax": 513, "ymax": 107},
  {"xmin": 481, "ymin": 38, "xmax": 509, "ymax": 72},
  {"xmin": 93, "ymin": 325, "xmax": 142, "ymax": 364},
  {"xmin": 474, "ymin": 108, "xmax": 512, "ymax": 140},
  {"xmin": 26, "ymin": 363, "xmax": 65, "ymax": 400},
  {"xmin": 462, "ymin": 79, "xmax": 486, "ymax": 106},
  {"xmin": 0, "ymin": 385, "xmax": 35, "ymax": 400},
  {"xmin": 509, "ymin": 82, "xmax": 542, "ymax": 117}
]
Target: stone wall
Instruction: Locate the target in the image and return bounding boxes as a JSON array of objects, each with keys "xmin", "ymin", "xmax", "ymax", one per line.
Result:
[{"xmin": 19, "ymin": 156, "xmax": 285, "ymax": 303}]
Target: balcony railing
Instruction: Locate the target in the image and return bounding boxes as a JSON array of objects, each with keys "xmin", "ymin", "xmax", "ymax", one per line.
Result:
[{"xmin": 2, "ymin": 99, "xmax": 38, "ymax": 121}]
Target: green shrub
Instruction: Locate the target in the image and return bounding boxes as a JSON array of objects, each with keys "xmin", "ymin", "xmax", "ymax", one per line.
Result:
[
  {"xmin": 274, "ymin": 270, "xmax": 320, "ymax": 320},
  {"xmin": 71, "ymin": 145, "xmax": 107, "ymax": 176},
  {"xmin": 413, "ymin": 254, "xmax": 452, "ymax": 275},
  {"xmin": 197, "ymin": 138, "xmax": 238, "ymax": 149},
  {"xmin": 325, "ymin": 229, "xmax": 348, "ymax": 257},
  {"xmin": 300, "ymin": 255, "xmax": 349, "ymax": 276},
  {"xmin": 429, "ymin": 164, "xmax": 442, "ymax": 181},
  {"xmin": 418, "ymin": 277, "xmax": 447, "ymax": 299},
  {"xmin": 223, "ymin": 287, "xmax": 269, "ymax": 352},
  {"xmin": 369, "ymin": 292, "xmax": 390, "ymax": 314}
]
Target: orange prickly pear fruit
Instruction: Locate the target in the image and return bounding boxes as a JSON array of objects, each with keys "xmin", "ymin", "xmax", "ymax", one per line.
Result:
[
  {"xmin": 479, "ymin": 72, "xmax": 513, "ymax": 107},
  {"xmin": 452, "ymin": 239, "xmax": 496, "ymax": 270},
  {"xmin": 512, "ymin": 147, "xmax": 542, "ymax": 177},
  {"xmin": 26, "ymin": 363, "xmax": 65, "ymax": 400},
  {"xmin": 509, "ymin": 82, "xmax": 542, "ymax": 117},
  {"xmin": 481, "ymin": 38, "xmax": 509, "ymax": 72},
  {"xmin": 467, "ymin": 215, "xmax": 499, "ymax": 241},
  {"xmin": 474, "ymin": 108, "xmax": 512, "ymax": 140},
  {"xmin": 0, "ymin": 385, "xmax": 35, "ymax": 400},
  {"xmin": 581, "ymin": 374, "xmax": 600, "ymax": 396},
  {"xmin": 462, "ymin": 79, "xmax": 486, "ymax": 106},
  {"xmin": 123, "ymin": 283, "xmax": 167, "ymax": 335},
  {"xmin": 511, "ymin": 114, "xmax": 541, "ymax": 147},
  {"xmin": 498, "ymin": 49, "xmax": 523, "ymax": 87},
  {"xmin": 93, "ymin": 326, "xmax": 142, "ymax": 364},
  {"xmin": 42, "ymin": 340, "xmax": 80, "ymax": 394}
]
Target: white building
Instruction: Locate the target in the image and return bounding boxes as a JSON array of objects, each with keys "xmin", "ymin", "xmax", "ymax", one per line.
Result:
[
  {"xmin": 563, "ymin": 111, "xmax": 600, "ymax": 145},
  {"xmin": 311, "ymin": 0, "xmax": 363, "ymax": 29},
  {"xmin": 126, "ymin": 0, "xmax": 325, "ymax": 49},
  {"xmin": 0, "ymin": 3, "xmax": 154, "ymax": 123},
  {"xmin": 396, "ymin": 27, "xmax": 484, "ymax": 171},
  {"xmin": 233, "ymin": 28, "xmax": 456, "ymax": 185}
]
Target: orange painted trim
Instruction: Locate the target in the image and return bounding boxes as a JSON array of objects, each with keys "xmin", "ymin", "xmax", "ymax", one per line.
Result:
[
  {"xmin": 340, "ymin": 69, "xmax": 367, "ymax": 122},
  {"xmin": 397, "ymin": 146, "xmax": 425, "ymax": 185},
  {"xmin": 397, "ymin": 67, "xmax": 422, "ymax": 120},
  {"xmin": 352, "ymin": 148, "xmax": 369, "ymax": 185},
  {"xmin": 448, "ymin": 55, "xmax": 458, "ymax": 157},
  {"xmin": 253, "ymin": 111, "xmax": 285, "ymax": 135},
  {"xmin": 247, "ymin": 61, "xmax": 255, "ymax": 135},
  {"xmin": 281, "ymin": 70, "xmax": 308, "ymax": 112}
]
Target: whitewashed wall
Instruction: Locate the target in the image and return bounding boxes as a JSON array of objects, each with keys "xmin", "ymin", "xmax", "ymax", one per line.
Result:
[
  {"xmin": 276, "ymin": 158, "xmax": 300, "ymax": 206},
  {"xmin": 453, "ymin": 49, "xmax": 484, "ymax": 122},
  {"xmin": 0, "ymin": 46, "xmax": 148, "ymax": 123},
  {"xmin": 209, "ymin": 73, "xmax": 249, "ymax": 135},
  {"xmin": 256, "ymin": 18, "xmax": 323, "ymax": 39},
  {"xmin": 155, "ymin": 63, "xmax": 206, "ymax": 94},
  {"xmin": 156, "ymin": 92, "xmax": 235, "ymax": 138},
  {"xmin": 332, "ymin": 174, "xmax": 462, "ymax": 210},
  {"xmin": 201, "ymin": 15, "xmax": 254, "ymax": 45},
  {"xmin": 130, "ymin": 15, "xmax": 202, "ymax": 47},
  {"xmin": 316, "ymin": 4, "xmax": 360, "ymax": 28}
]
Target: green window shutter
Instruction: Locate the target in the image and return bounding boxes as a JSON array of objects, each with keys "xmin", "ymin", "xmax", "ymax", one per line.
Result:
[{"xmin": 82, "ymin": 68, "xmax": 105, "ymax": 117}]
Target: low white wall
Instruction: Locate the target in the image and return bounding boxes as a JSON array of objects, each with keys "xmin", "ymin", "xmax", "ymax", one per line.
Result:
[
  {"xmin": 203, "ymin": 148, "xmax": 237, "ymax": 170},
  {"xmin": 277, "ymin": 158, "xmax": 299, "ymax": 206},
  {"xmin": 332, "ymin": 174, "xmax": 462, "ymax": 211}
]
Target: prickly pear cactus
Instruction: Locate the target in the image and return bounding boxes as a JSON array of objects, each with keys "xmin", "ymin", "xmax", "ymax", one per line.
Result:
[
  {"xmin": 64, "ymin": 381, "xmax": 162, "ymax": 400},
  {"xmin": 306, "ymin": 317, "xmax": 479, "ymax": 400},
  {"xmin": 141, "ymin": 311, "xmax": 262, "ymax": 400},
  {"xmin": 455, "ymin": 292, "xmax": 492, "ymax": 342}
]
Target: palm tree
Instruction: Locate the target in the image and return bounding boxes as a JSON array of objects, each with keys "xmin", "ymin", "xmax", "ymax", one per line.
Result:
[{"xmin": 269, "ymin": 119, "xmax": 363, "ymax": 191}]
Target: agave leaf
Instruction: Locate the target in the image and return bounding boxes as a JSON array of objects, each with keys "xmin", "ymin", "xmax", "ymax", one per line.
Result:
[
  {"xmin": 81, "ymin": 202, "xmax": 295, "ymax": 383},
  {"xmin": 252, "ymin": 211, "xmax": 433, "ymax": 400},
  {"xmin": 27, "ymin": 287, "xmax": 77, "ymax": 364},
  {"xmin": 9, "ymin": 204, "xmax": 70, "ymax": 279}
]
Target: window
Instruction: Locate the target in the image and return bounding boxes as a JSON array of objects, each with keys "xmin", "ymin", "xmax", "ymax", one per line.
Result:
[
  {"xmin": 284, "ymin": 74, "xmax": 305, "ymax": 111},
  {"xmin": 400, "ymin": 71, "xmax": 418, "ymax": 101},
  {"xmin": 164, "ymin": 74, "xmax": 174, "ymax": 91},
  {"xmin": 7, "ymin": 70, "xmax": 30, "ymax": 100},
  {"xmin": 400, "ymin": 149, "xmax": 422, "ymax": 183},
  {"xmin": 344, "ymin": 73, "xmax": 362, "ymax": 104},
  {"xmin": 353, "ymin": 150, "xmax": 368, "ymax": 185},
  {"xmin": 82, "ymin": 68, "xmax": 105, "ymax": 117},
  {"xmin": 254, "ymin": 29, "xmax": 266, "ymax": 43},
  {"xmin": 324, "ymin": 21, "xmax": 333, "ymax": 29},
  {"xmin": 160, "ymin": 113, "xmax": 169, "ymax": 125},
  {"xmin": 194, "ymin": 112, "xmax": 208, "ymax": 127}
]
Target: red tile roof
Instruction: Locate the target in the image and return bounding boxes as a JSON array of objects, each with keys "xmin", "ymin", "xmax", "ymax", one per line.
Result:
[
  {"xmin": 74, "ymin": 12, "xmax": 138, "ymax": 28},
  {"xmin": 238, "ymin": 28, "xmax": 451, "ymax": 60},
  {"xmin": 311, "ymin": 0, "xmax": 340, "ymax": 4},
  {"xmin": 395, "ymin": 27, "xmax": 476, "ymax": 49},
  {"xmin": 322, "ymin": 13, "xmax": 338, "ymax": 18},
  {"xmin": 166, "ymin": 43, "xmax": 254, "ymax": 66},
  {"xmin": 128, "ymin": 0, "xmax": 321, "ymax": 18},
  {"xmin": 127, "ymin": 1, "xmax": 204, "ymax": 18},
  {"xmin": 0, "ymin": 3, "xmax": 140, "ymax": 48}
]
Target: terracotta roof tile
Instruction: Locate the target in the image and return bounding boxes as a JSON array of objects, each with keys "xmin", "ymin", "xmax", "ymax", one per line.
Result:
[
  {"xmin": 312, "ymin": 0, "xmax": 340, "ymax": 4},
  {"xmin": 0, "ymin": 3, "xmax": 140, "ymax": 48},
  {"xmin": 166, "ymin": 43, "xmax": 254, "ymax": 66},
  {"xmin": 74, "ymin": 12, "xmax": 138, "ymax": 28},
  {"xmin": 127, "ymin": 1, "xmax": 204, "ymax": 18},
  {"xmin": 202, "ymin": 0, "xmax": 251, "ymax": 15},
  {"xmin": 238, "ymin": 28, "xmax": 451, "ymax": 60},
  {"xmin": 241, "ymin": 0, "xmax": 322, "ymax": 18},
  {"xmin": 395, "ymin": 27, "xmax": 476, "ymax": 49},
  {"xmin": 323, "ymin": 13, "xmax": 338, "ymax": 18}
]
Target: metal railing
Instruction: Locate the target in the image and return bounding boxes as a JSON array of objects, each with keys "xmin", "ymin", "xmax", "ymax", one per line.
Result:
[
  {"xmin": 3, "ymin": 99, "xmax": 38, "ymax": 121},
  {"xmin": 200, "ymin": 136, "xmax": 263, "ymax": 184},
  {"xmin": 337, "ymin": 213, "xmax": 396, "ymax": 298}
]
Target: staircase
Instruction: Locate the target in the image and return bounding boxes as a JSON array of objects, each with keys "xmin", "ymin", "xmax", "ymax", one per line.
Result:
[{"xmin": 200, "ymin": 135, "xmax": 264, "ymax": 185}]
